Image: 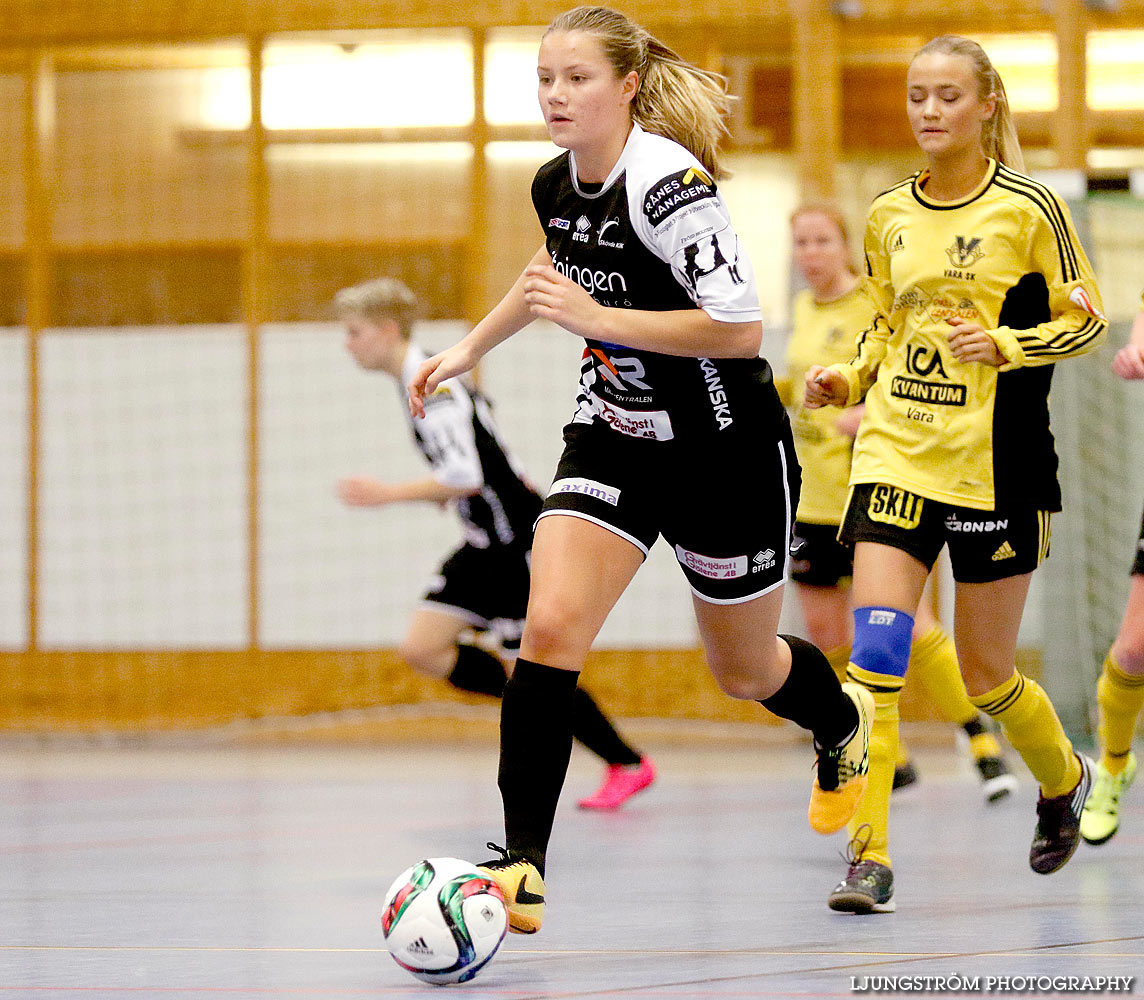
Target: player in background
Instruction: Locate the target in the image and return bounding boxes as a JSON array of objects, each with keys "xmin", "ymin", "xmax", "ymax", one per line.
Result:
[
  {"xmin": 336, "ymin": 277, "xmax": 655, "ymax": 812},
  {"xmin": 1080, "ymin": 297, "xmax": 1144, "ymax": 845},
  {"xmin": 805, "ymin": 35, "xmax": 1106, "ymax": 913},
  {"xmin": 780, "ymin": 202, "xmax": 1017, "ymax": 802},
  {"xmin": 409, "ymin": 5, "xmax": 873, "ymax": 935}
]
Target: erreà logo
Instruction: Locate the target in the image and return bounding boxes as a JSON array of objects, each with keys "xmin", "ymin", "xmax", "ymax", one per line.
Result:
[{"xmin": 946, "ymin": 236, "xmax": 985, "ymax": 268}]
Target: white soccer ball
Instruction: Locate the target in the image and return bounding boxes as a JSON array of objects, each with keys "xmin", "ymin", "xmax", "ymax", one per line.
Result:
[{"xmin": 381, "ymin": 857, "xmax": 508, "ymax": 986}]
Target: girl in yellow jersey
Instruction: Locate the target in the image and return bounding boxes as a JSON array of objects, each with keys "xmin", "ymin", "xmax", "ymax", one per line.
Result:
[
  {"xmin": 784, "ymin": 203, "xmax": 1017, "ymax": 803},
  {"xmin": 806, "ymin": 35, "xmax": 1106, "ymax": 912},
  {"xmin": 1080, "ymin": 297, "xmax": 1144, "ymax": 845}
]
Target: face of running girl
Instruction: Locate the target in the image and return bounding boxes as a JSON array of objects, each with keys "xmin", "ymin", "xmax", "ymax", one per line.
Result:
[
  {"xmin": 792, "ymin": 212, "xmax": 850, "ymax": 295},
  {"xmin": 906, "ymin": 51, "xmax": 996, "ymax": 163},
  {"xmin": 537, "ymin": 30, "xmax": 638, "ymax": 157},
  {"xmin": 343, "ymin": 314, "xmax": 399, "ymax": 371}
]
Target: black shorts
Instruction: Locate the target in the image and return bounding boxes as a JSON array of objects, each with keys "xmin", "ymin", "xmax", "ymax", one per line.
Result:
[
  {"xmin": 790, "ymin": 521, "xmax": 853, "ymax": 587},
  {"xmin": 1132, "ymin": 503, "xmax": 1144, "ymax": 577},
  {"xmin": 422, "ymin": 543, "xmax": 531, "ymax": 649},
  {"xmin": 841, "ymin": 482, "xmax": 1051, "ymax": 584},
  {"xmin": 538, "ymin": 418, "xmax": 801, "ymax": 604}
]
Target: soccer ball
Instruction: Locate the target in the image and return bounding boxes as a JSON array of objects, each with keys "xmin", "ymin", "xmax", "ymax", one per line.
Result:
[{"xmin": 381, "ymin": 857, "xmax": 508, "ymax": 986}]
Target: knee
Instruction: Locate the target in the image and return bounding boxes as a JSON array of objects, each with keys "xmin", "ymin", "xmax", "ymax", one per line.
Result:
[
  {"xmin": 520, "ymin": 602, "xmax": 590, "ymax": 667},
  {"xmin": 398, "ymin": 639, "xmax": 451, "ymax": 678}
]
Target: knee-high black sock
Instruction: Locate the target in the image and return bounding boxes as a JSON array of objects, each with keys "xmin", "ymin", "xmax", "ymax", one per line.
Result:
[
  {"xmin": 760, "ymin": 634, "xmax": 857, "ymax": 748},
  {"xmin": 498, "ymin": 658, "xmax": 579, "ymax": 876},
  {"xmin": 446, "ymin": 644, "xmax": 508, "ymax": 698},
  {"xmin": 571, "ymin": 688, "xmax": 642, "ymax": 766}
]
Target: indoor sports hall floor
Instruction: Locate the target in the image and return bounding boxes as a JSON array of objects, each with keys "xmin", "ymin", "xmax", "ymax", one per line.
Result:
[{"xmin": 2, "ymin": 718, "xmax": 1141, "ymax": 999}]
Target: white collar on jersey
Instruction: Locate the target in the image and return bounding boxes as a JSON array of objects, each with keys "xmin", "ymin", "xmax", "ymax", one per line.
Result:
[{"xmin": 568, "ymin": 122, "xmax": 643, "ymax": 199}]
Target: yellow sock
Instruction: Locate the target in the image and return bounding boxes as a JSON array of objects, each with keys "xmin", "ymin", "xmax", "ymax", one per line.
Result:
[
  {"xmin": 970, "ymin": 672, "xmax": 1080, "ymax": 798},
  {"xmin": 967, "ymin": 730, "xmax": 1003, "ymax": 760},
  {"xmin": 825, "ymin": 644, "xmax": 851, "ymax": 685},
  {"xmin": 909, "ymin": 624, "xmax": 976, "ymax": 726},
  {"xmin": 895, "ymin": 739, "xmax": 911, "ymax": 767},
  {"xmin": 1097, "ymin": 653, "xmax": 1144, "ymax": 775},
  {"xmin": 845, "ymin": 664, "xmax": 903, "ymax": 868}
]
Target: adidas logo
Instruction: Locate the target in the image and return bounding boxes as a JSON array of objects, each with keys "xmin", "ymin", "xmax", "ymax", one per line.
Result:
[
  {"xmin": 406, "ymin": 936, "xmax": 434, "ymax": 956},
  {"xmin": 751, "ymin": 549, "xmax": 776, "ymax": 573},
  {"xmin": 992, "ymin": 541, "xmax": 1017, "ymax": 561}
]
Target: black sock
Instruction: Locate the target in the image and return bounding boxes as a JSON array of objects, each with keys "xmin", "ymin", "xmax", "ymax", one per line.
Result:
[
  {"xmin": 572, "ymin": 688, "xmax": 642, "ymax": 766},
  {"xmin": 962, "ymin": 716, "xmax": 987, "ymax": 738},
  {"xmin": 498, "ymin": 658, "xmax": 579, "ymax": 876},
  {"xmin": 446, "ymin": 644, "xmax": 508, "ymax": 698},
  {"xmin": 760, "ymin": 634, "xmax": 858, "ymax": 748}
]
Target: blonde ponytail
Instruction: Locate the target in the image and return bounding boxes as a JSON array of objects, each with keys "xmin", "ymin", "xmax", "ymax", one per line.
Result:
[
  {"xmin": 546, "ymin": 6, "xmax": 732, "ymax": 178},
  {"xmin": 913, "ymin": 35, "xmax": 1025, "ymax": 172}
]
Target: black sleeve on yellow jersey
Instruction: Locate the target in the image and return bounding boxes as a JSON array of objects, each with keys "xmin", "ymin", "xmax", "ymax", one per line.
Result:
[{"xmin": 990, "ymin": 168, "xmax": 1107, "ymax": 367}]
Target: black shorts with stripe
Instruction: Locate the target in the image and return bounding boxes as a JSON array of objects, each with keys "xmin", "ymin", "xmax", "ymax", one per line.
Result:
[
  {"xmin": 789, "ymin": 521, "xmax": 853, "ymax": 587},
  {"xmin": 422, "ymin": 542, "xmax": 532, "ymax": 649},
  {"xmin": 841, "ymin": 482, "xmax": 1051, "ymax": 584},
  {"xmin": 539, "ymin": 417, "xmax": 800, "ymax": 604}
]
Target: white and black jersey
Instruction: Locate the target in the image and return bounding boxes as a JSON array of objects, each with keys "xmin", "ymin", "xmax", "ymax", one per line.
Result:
[
  {"xmin": 400, "ymin": 345, "xmax": 541, "ymax": 552},
  {"xmin": 532, "ymin": 123, "xmax": 782, "ymax": 443},
  {"xmin": 531, "ymin": 125, "xmax": 799, "ymax": 604}
]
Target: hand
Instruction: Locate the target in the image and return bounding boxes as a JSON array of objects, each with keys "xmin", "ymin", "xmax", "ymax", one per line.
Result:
[
  {"xmin": 946, "ymin": 317, "xmax": 1004, "ymax": 366},
  {"xmin": 1111, "ymin": 343, "xmax": 1144, "ymax": 381},
  {"xmin": 834, "ymin": 403, "xmax": 865, "ymax": 439},
  {"xmin": 522, "ymin": 264, "xmax": 604, "ymax": 337},
  {"xmin": 337, "ymin": 476, "xmax": 394, "ymax": 507},
  {"xmin": 804, "ymin": 365, "xmax": 848, "ymax": 409},
  {"xmin": 408, "ymin": 342, "xmax": 475, "ymax": 418}
]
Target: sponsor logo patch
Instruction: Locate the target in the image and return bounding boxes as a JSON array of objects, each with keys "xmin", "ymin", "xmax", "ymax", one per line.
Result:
[
  {"xmin": 1068, "ymin": 285, "xmax": 1106, "ymax": 320},
  {"xmin": 643, "ymin": 166, "xmax": 716, "ymax": 228},
  {"xmin": 549, "ymin": 477, "xmax": 621, "ymax": 507},
  {"xmin": 592, "ymin": 398, "xmax": 674, "ymax": 441},
  {"xmin": 674, "ymin": 545, "xmax": 748, "ymax": 580},
  {"xmin": 867, "ymin": 485, "xmax": 924, "ymax": 530},
  {"xmin": 549, "ymin": 217, "xmax": 570, "ymax": 230}
]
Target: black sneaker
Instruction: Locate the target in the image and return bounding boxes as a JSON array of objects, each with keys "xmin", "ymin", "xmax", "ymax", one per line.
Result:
[
  {"xmin": 828, "ymin": 826, "xmax": 895, "ymax": 913},
  {"xmin": 975, "ymin": 755, "xmax": 1019, "ymax": 804},
  {"xmin": 892, "ymin": 760, "xmax": 919, "ymax": 791},
  {"xmin": 1029, "ymin": 755, "xmax": 1094, "ymax": 874}
]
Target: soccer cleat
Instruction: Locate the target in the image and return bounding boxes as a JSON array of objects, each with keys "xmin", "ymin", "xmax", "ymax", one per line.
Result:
[
  {"xmin": 974, "ymin": 754, "xmax": 1019, "ymax": 804},
  {"xmin": 578, "ymin": 757, "xmax": 656, "ymax": 810},
  {"xmin": 828, "ymin": 826, "xmax": 895, "ymax": 913},
  {"xmin": 892, "ymin": 760, "xmax": 919, "ymax": 791},
  {"xmin": 1029, "ymin": 754, "xmax": 1094, "ymax": 874},
  {"xmin": 809, "ymin": 683, "xmax": 874, "ymax": 835},
  {"xmin": 477, "ymin": 843, "xmax": 545, "ymax": 934},
  {"xmin": 1080, "ymin": 751, "xmax": 1137, "ymax": 846}
]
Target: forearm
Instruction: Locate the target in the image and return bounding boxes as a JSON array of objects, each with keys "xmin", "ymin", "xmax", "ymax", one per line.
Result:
[
  {"xmin": 390, "ymin": 477, "xmax": 476, "ymax": 504},
  {"xmin": 595, "ymin": 308, "xmax": 761, "ymax": 359},
  {"xmin": 1131, "ymin": 309, "xmax": 1144, "ymax": 351},
  {"xmin": 460, "ymin": 246, "xmax": 551, "ymax": 363}
]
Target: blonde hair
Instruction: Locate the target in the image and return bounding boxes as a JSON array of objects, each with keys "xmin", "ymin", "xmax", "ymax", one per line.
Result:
[
  {"xmin": 333, "ymin": 277, "xmax": 420, "ymax": 340},
  {"xmin": 546, "ymin": 6, "xmax": 732, "ymax": 179},
  {"xmin": 790, "ymin": 202, "xmax": 859, "ymax": 275},
  {"xmin": 912, "ymin": 35, "xmax": 1025, "ymax": 172}
]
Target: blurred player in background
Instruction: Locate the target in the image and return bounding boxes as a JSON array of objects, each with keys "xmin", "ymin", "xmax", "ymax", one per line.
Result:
[
  {"xmin": 335, "ymin": 277, "xmax": 655, "ymax": 811},
  {"xmin": 410, "ymin": 5, "xmax": 872, "ymax": 936},
  {"xmin": 806, "ymin": 35, "xmax": 1106, "ymax": 912},
  {"xmin": 781, "ymin": 202, "xmax": 1017, "ymax": 802},
  {"xmin": 1080, "ymin": 298, "xmax": 1144, "ymax": 845}
]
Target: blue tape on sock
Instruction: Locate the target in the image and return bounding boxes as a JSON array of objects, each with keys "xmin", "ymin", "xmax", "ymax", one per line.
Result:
[{"xmin": 851, "ymin": 606, "xmax": 915, "ymax": 678}]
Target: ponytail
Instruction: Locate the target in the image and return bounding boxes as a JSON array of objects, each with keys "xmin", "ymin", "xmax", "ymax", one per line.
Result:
[
  {"xmin": 913, "ymin": 35, "xmax": 1025, "ymax": 172},
  {"xmin": 546, "ymin": 6, "xmax": 732, "ymax": 178}
]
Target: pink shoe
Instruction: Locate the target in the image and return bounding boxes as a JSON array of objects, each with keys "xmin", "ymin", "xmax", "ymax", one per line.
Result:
[{"xmin": 578, "ymin": 757, "xmax": 656, "ymax": 810}]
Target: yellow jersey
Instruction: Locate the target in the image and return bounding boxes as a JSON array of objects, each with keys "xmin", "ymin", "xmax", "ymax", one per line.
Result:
[
  {"xmin": 785, "ymin": 284, "xmax": 872, "ymax": 524},
  {"xmin": 833, "ymin": 160, "xmax": 1106, "ymax": 511}
]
